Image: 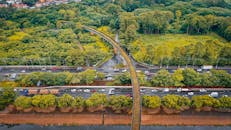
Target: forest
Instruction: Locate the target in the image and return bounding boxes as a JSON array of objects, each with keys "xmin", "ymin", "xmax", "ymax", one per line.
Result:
[{"xmin": 0, "ymin": 0, "xmax": 230, "ymax": 66}]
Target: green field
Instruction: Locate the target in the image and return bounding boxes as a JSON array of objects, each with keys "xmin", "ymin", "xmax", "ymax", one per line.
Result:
[
  {"xmin": 130, "ymin": 33, "xmax": 230, "ymax": 65},
  {"xmin": 138, "ymin": 33, "xmax": 228, "ymax": 47}
]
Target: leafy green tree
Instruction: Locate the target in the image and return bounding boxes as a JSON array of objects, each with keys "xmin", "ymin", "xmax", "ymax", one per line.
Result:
[
  {"xmin": 162, "ymin": 94, "xmax": 181, "ymax": 110},
  {"xmin": 191, "ymin": 95, "xmax": 218, "ymax": 109},
  {"xmin": 0, "ymin": 87, "xmax": 16, "ymax": 110},
  {"xmin": 85, "ymin": 93, "xmax": 107, "ymax": 107},
  {"xmin": 78, "ymin": 69, "xmax": 97, "ymax": 85},
  {"xmin": 142, "ymin": 95, "xmax": 161, "ymax": 109},
  {"xmin": 108, "ymin": 95, "xmax": 132, "ymax": 109},
  {"xmin": 114, "ymin": 72, "xmax": 131, "ymax": 85},
  {"xmin": 32, "ymin": 95, "xmax": 56, "ymax": 109},
  {"xmin": 14, "ymin": 96, "xmax": 32, "ymax": 109},
  {"xmin": 71, "ymin": 96, "xmax": 85, "ymax": 108},
  {"xmin": 151, "ymin": 69, "xmax": 174, "ymax": 87},
  {"xmin": 218, "ymin": 96, "xmax": 231, "ymax": 109},
  {"xmin": 210, "ymin": 70, "xmax": 231, "ymax": 87},
  {"xmin": 57, "ymin": 94, "xmax": 74, "ymax": 108},
  {"xmin": 182, "ymin": 68, "xmax": 201, "ymax": 86},
  {"xmin": 172, "ymin": 69, "xmax": 184, "ymax": 87}
]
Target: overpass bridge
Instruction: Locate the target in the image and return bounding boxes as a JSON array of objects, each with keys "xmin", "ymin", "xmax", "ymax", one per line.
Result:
[{"xmin": 82, "ymin": 26, "xmax": 141, "ymax": 130}]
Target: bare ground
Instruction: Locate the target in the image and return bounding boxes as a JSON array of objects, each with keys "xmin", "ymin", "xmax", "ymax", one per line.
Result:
[{"xmin": 0, "ymin": 113, "xmax": 231, "ymax": 126}]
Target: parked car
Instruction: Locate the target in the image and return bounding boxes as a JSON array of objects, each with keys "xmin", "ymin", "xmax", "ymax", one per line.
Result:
[
  {"xmin": 108, "ymin": 88, "xmax": 115, "ymax": 95},
  {"xmin": 188, "ymin": 92, "xmax": 194, "ymax": 96},
  {"xmin": 83, "ymin": 89, "xmax": 90, "ymax": 93},
  {"xmin": 199, "ymin": 89, "xmax": 207, "ymax": 93}
]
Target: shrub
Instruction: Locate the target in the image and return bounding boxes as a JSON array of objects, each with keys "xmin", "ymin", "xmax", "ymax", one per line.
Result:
[
  {"xmin": 162, "ymin": 94, "xmax": 182, "ymax": 110},
  {"xmin": 57, "ymin": 94, "xmax": 74, "ymax": 108},
  {"xmin": 14, "ymin": 96, "xmax": 32, "ymax": 109},
  {"xmin": 71, "ymin": 96, "xmax": 85, "ymax": 108},
  {"xmin": 85, "ymin": 93, "xmax": 107, "ymax": 107},
  {"xmin": 0, "ymin": 87, "xmax": 16, "ymax": 110},
  {"xmin": 142, "ymin": 95, "xmax": 161, "ymax": 109},
  {"xmin": 108, "ymin": 95, "xmax": 132, "ymax": 109},
  {"xmin": 218, "ymin": 96, "xmax": 231, "ymax": 109},
  {"xmin": 191, "ymin": 95, "xmax": 217, "ymax": 109},
  {"xmin": 32, "ymin": 94, "xmax": 56, "ymax": 109}
]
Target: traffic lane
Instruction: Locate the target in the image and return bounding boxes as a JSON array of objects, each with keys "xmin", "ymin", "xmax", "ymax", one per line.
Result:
[{"xmin": 13, "ymin": 87, "xmax": 231, "ymax": 98}]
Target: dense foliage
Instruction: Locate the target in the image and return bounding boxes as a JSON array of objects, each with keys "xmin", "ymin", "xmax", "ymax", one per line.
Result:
[
  {"xmin": 142, "ymin": 95, "xmax": 161, "ymax": 109},
  {"xmin": 151, "ymin": 68, "xmax": 231, "ymax": 87},
  {"xmin": 4, "ymin": 93, "xmax": 230, "ymax": 113},
  {"xmin": 31, "ymin": 94, "xmax": 56, "ymax": 108},
  {"xmin": 0, "ymin": 0, "xmax": 230, "ymax": 66},
  {"xmin": 0, "ymin": 87, "xmax": 16, "ymax": 110},
  {"xmin": 14, "ymin": 96, "xmax": 32, "ymax": 109},
  {"xmin": 85, "ymin": 93, "xmax": 107, "ymax": 107},
  {"xmin": 16, "ymin": 69, "xmax": 104, "ymax": 87}
]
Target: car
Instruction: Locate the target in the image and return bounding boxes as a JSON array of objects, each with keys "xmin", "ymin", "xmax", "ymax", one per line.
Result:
[
  {"xmin": 101, "ymin": 89, "xmax": 106, "ymax": 92},
  {"xmin": 21, "ymin": 70, "xmax": 26, "ymax": 73},
  {"xmin": 144, "ymin": 71, "xmax": 150, "ymax": 75},
  {"xmin": 197, "ymin": 69, "xmax": 202, "ymax": 72},
  {"xmin": 10, "ymin": 73, "xmax": 17, "ymax": 79},
  {"xmin": 199, "ymin": 89, "xmax": 207, "ymax": 93},
  {"xmin": 151, "ymin": 89, "xmax": 158, "ymax": 93},
  {"xmin": 177, "ymin": 88, "xmax": 182, "ymax": 92},
  {"xmin": 182, "ymin": 88, "xmax": 189, "ymax": 92},
  {"xmin": 77, "ymin": 89, "xmax": 83, "ymax": 92},
  {"xmin": 122, "ymin": 69, "xmax": 127, "ymax": 72},
  {"xmin": 113, "ymin": 68, "xmax": 119, "ymax": 72},
  {"xmin": 209, "ymin": 92, "xmax": 219, "ymax": 98},
  {"xmin": 106, "ymin": 77, "xmax": 113, "ymax": 81},
  {"xmin": 83, "ymin": 89, "xmax": 90, "ymax": 93},
  {"xmin": 188, "ymin": 92, "xmax": 194, "ymax": 96},
  {"xmin": 108, "ymin": 88, "xmax": 115, "ymax": 95},
  {"xmin": 163, "ymin": 88, "xmax": 169, "ymax": 92},
  {"xmin": 41, "ymin": 67, "xmax": 46, "ymax": 71},
  {"xmin": 71, "ymin": 89, "xmax": 77, "ymax": 93},
  {"xmin": 140, "ymin": 89, "xmax": 145, "ymax": 92}
]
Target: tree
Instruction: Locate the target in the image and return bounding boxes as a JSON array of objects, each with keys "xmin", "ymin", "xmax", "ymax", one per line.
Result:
[
  {"xmin": 32, "ymin": 95, "xmax": 56, "ymax": 109},
  {"xmin": 182, "ymin": 68, "xmax": 201, "ymax": 86},
  {"xmin": 172, "ymin": 69, "xmax": 184, "ymax": 87},
  {"xmin": 142, "ymin": 95, "xmax": 161, "ymax": 109},
  {"xmin": 191, "ymin": 95, "xmax": 217, "ymax": 109},
  {"xmin": 210, "ymin": 70, "xmax": 231, "ymax": 87},
  {"xmin": 108, "ymin": 95, "xmax": 132, "ymax": 110},
  {"xmin": 14, "ymin": 96, "xmax": 32, "ymax": 109},
  {"xmin": 0, "ymin": 87, "xmax": 16, "ymax": 110},
  {"xmin": 71, "ymin": 96, "xmax": 85, "ymax": 108},
  {"xmin": 57, "ymin": 94, "xmax": 74, "ymax": 108},
  {"xmin": 85, "ymin": 93, "xmax": 107, "ymax": 107},
  {"xmin": 151, "ymin": 69, "xmax": 174, "ymax": 87}
]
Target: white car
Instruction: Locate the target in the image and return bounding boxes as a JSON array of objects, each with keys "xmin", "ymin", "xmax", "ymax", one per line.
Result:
[
  {"xmin": 122, "ymin": 69, "xmax": 127, "ymax": 72},
  {"xmin": 108, "ymin": 88, "xmax": 115, "ymax": 95},
  {"xmin": 21, "ymin": 70, "xmax": 26, "ymax": 73},
  {"xmin": 188, "ymin": 92, "xmax": 194, "ymax": 96},
  {"xmin": 140, "ymin": 89, "xmax": 145, "ymax": 92},
  {"xmin": 71, "ymin": 89, "xmax": 76, "ymax": 93},
  {"xmin": 163, "ymin": 88, "xmax": 169, "ymax": 92},
  {"xmin": 177, "ymin": 88, "xmax": 182, "ymax": 92},
  {"xmin": 101, "ymin": 89, "xmax": 106, "ymax": 92},
  {"xmin": 113, "ymin": 68, "xmax": 119, "ymax": 72},
  {"xmin": 199, "ymin": 89, "xmax": 207, "ymax": 93},
  {"xmin": 151, "ymin": 89, "xmax": 158, "ymax": 93},
  {"xmin": 209, "ymin": 92, "xmax": 219, "ymax": 98},
  {"xmin": 83, "ymin": 89, "xmax": 90, "ymax": 93}
]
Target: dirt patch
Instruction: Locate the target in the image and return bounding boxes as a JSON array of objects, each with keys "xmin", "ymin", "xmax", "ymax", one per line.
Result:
[{"xmin": 0, "ymin": 113, "xmax": 231, "ymax": 126}]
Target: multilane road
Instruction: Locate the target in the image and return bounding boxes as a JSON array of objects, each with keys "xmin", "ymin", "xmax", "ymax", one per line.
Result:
[{"xmin": 82, "ymin": 26, "xmax": 141, "ymax": 130}]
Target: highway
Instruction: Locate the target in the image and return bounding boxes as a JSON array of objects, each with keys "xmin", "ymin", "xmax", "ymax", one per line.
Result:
[{"xmin": 11, "ymin": 86, "xmax": 231, "ymax": 99}]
